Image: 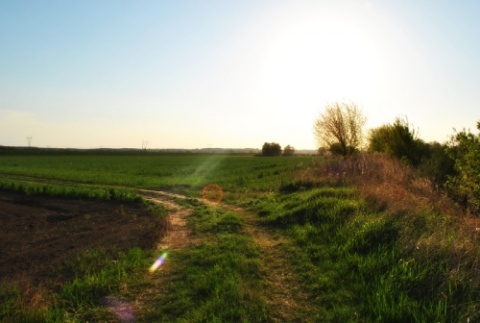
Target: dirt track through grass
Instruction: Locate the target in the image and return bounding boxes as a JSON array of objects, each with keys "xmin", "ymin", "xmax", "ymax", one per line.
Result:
[
  {"xmin": 140, "ymin": 190, "xmax": 193, "ymax": 250},
  {"xmin": 136, "ymin": 190, "xmax": 315, "ymax": 321},
  {"xmin": 131, "ymin": 190, "xmax": 194, "ymax": 317},
  {"xmin": 228, "ymin": 206, "xmax": 316, "ymax": 322}
]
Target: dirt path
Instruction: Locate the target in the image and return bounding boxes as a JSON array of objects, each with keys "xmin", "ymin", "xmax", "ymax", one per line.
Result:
[
  {"xmin": 130, "ymin": 190, "xmax": 194, "ymax": 317},
  {"xmin": 222, "ymin": 204, "xmax": 315, "ymax": 322},
  {"xmin": 126, "ymin": 190, "xmax": 198, "ymax": 322},
  {"xmin": 139, "ymin": 190, "xmax": 192, "ymax": 250},
  {"xmin": 133, "ymin": 191, "xmax": 314, "ymax": 321}
]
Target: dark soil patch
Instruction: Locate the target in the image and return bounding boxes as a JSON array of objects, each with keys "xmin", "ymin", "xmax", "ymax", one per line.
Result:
[{"xmin": 0, "ymin": 190, "xmax": 166, "ymax": 293}]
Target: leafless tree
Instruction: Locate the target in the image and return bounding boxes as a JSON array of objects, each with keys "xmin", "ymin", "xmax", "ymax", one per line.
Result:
[
  {"xmin": 27, "ymin": 136, "xmax": 33, "ymax": 147},
  {"xmin": 141, "ymin": 140, "xmax": 149, "ymax": 150},
  {"xmin": 313, "ymin": 102, "xmax": 366, "ymax": 156}
]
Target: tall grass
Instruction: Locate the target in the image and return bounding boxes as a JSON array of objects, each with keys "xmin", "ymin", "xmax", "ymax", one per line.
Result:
[{"xmin": 301, "ymin": 153, "xmax": 458, "ymax": 215}]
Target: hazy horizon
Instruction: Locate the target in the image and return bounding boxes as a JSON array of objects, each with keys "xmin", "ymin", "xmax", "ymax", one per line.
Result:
[{"xmin": 1, "ymin": 1, "xmax": 479, "ymax": 149}]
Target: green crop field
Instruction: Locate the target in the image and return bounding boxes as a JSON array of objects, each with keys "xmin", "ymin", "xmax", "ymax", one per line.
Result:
[
  {"xmin": 0, "ymin": 153, "xmax": 314, "ymax": 198},
  {"xmin": 1, "ymin": 151, "xmax": 480, "ymax": 322}
]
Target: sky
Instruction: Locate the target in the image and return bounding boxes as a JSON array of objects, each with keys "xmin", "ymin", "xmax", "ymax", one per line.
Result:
[{"xmin": 1, "ymin": 0, "xmax": 479, "ymax": 149}]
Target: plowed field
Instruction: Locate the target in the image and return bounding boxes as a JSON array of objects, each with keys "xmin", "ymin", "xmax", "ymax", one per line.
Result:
[{"xmin": 0, "ymin": 191, "xmax": 165, "ymax": 295}]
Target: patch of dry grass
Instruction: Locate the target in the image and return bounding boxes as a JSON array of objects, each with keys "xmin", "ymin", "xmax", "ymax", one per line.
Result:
[{"xmin": 305, "ymin": 154, "xmax": 456, "ymax": 215}]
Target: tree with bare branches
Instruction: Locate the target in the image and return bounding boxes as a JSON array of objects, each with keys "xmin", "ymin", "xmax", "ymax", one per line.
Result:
[{"xmin": 313, "ymin": 102, "xmax": 366, "ymax": 156}]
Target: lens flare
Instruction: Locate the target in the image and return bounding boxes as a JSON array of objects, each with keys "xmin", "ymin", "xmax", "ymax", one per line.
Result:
[
  {"xmin": 101, "ymin": 296, "xmax": 135, "ymax": 323},
  {"xmin": 149, "ymin": 252, "xmax": 168, "ymax": 273},
  {"xmin": 202, "ymin": 183, "xmax": 224, "ymax": 204}
]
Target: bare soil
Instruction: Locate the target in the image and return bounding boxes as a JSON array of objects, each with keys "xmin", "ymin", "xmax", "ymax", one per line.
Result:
[{"xmin": 0, "ymin": 190, "xmax": 166, "ymax": 294}]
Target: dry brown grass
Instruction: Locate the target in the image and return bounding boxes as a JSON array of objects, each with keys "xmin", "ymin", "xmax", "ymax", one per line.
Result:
[{"xmin": 307, "ymin": 153, "xmax": 458, "ymax": 216}]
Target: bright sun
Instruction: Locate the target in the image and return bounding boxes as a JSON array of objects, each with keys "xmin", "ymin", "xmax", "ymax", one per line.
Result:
[{"xmin": 256, "ymin": 16, "xmax": 384, "ymax": 105}]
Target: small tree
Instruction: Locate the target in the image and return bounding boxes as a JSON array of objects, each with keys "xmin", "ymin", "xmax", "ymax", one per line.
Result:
[
  {"xmin": 313, "ymin": 102, "xmax": 366, "ymax": 156},
  {"xmin": 283, "ymin": 145, "xmax": 295, "ymax": 156},
  {"xmin": 262, "ymin": 142, "xmax": 282, "ymax": 156}
]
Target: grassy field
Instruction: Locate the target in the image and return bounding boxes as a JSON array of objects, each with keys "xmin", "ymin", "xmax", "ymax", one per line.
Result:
[
  {"xmin": 0, "ymin": 153, "xmax": 313, "ymax": 198},
  {"xmin": 2, "ymin": 152, "xmax": 480, "ymax": 321}
]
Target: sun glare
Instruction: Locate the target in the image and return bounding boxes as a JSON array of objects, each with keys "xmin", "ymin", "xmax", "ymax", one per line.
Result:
[{"xmin": 256, "ymin": 16, "xmax": 384, "ymax": 104}]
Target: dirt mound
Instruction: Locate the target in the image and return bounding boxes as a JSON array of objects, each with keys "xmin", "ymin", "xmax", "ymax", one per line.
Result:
[{"xmin": 0, "ymin": 191, "xmax": 166, "ymax": 291}]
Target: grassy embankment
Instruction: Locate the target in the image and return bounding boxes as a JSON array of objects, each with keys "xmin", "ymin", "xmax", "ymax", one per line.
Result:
[
  {"xmin": 2, "ymin": 152, "xmax": 480, "ymax": 321},
  {"xmin": 248, "ymin": 154, "xmax": 480, "ymax": 321}
]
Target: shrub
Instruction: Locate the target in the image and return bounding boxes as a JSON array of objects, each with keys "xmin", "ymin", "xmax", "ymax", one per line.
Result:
[
  {"xmin": 368, "ymin": 117, "xmax": 425, "ymax": 165},
  {"xmin": 417, "ymin": 142, "xmax": 455, "ymax": 187},
  {"xmin": 446, "ymin": 121, "xmax": 480, "ymax": 214}
]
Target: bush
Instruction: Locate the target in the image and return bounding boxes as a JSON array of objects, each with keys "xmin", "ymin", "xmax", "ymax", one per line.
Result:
[
  {"xmin": 368, "ymin": 117, "xmax": 425, "ymax": 165},
  {"xmin": 446, "ymin": 121, "xmax": 480, "ymax": 214},
  {"xmin": 417, "ymin": 142, "xmax": 455, "ymax": 187}
]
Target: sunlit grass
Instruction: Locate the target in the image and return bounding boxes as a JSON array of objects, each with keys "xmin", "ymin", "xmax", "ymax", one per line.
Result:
[{"xmin": 140, "ymin": 203, "xmax": 268, "ymax": 321}]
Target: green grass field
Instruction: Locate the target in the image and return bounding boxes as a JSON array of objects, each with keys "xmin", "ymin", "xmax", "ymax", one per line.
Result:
[
  {"xmin": 1, "ymin": 152, "xmax": 480, "ymax": 321},
  {"xmin": 0, "ymin": 153, "xmax": 313, "ymax": 198}
]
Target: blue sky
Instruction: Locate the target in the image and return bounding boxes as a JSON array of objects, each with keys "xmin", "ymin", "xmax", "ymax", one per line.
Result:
[{"xmin": 1, "ymin": 0, "xmax": 479, "ymax": 149}]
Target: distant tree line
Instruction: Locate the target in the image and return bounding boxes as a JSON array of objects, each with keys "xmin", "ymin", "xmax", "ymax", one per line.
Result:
[
  {"xmin": 313, "ymin": 101, "xmax": 480, "ymax": 214},
  {"xmin": 260, "ymin": 142, "xmax": 295, "ymax": 157}
]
